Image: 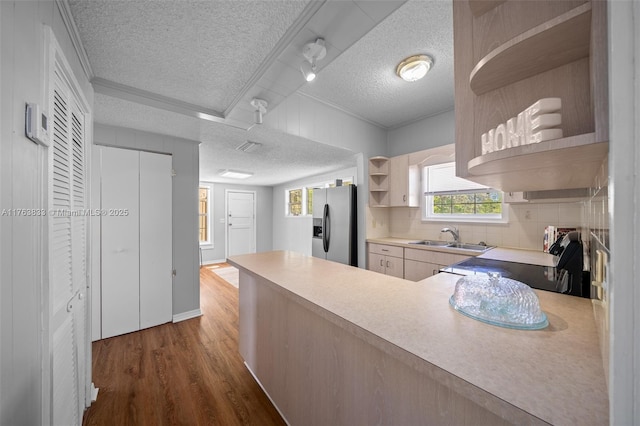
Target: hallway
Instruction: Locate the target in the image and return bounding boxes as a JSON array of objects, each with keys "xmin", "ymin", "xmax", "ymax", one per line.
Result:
[{"xmin": 82, "ymin": 266, "xmax": 284, "ymax": 425}]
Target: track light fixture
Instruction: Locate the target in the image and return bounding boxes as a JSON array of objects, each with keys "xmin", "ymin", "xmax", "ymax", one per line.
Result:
[
  {"xmin": 300, "ymin": 38, "xmax": 326, "ymax": 82},
  {"xmin": 250, "ymin": 98, "xmax": 268, "ymax": 125}
]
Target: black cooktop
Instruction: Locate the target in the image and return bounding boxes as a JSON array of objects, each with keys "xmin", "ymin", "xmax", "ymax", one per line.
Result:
[{"xmin": 440, "ymin": 257, "xmax": 559, "ymax": 293}]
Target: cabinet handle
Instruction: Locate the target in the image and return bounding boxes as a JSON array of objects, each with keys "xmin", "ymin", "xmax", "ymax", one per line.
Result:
[
  {"xmin": 386, "ymin": 261, "xmax": 390, "ymax": 268},
  {"xmin": 380, "ymin": 259, "xmax": 384, "ymax": 266},
  {"xmin": 381, "ymin": 249, "xmax": 389, "ymax": 252},
  {"xmin": 403, "ymin": 195, "xmax": 406, "ymax": 202}
]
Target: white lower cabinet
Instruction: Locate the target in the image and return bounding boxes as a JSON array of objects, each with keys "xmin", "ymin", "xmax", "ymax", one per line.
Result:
[
  {"xmin": 404, "ymin": 248, "xmax": 471, "ymax": 282},
  {"xmin": 404, "ymin": 259, "xmax": 443, "ymax": 281},
  {"xmin": 368, "ymin": 243, "xmax": 473, "ymax": 281},
  {"xmin": 368, "ymin": 243, "xmax": 404, "ymax": 278}
]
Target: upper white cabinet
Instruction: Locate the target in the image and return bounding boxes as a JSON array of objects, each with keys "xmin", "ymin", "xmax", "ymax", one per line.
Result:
[
  {"xmin": 389, "ymin": 154, "xmax": 420, "ymax": 207},
  {"xmin": 453, "ymin": 0, "xmax": 608, "ymax": 192}
]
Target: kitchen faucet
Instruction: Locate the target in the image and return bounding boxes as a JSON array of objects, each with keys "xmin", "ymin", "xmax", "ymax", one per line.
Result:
[{"xmin": 441, "ymin": 226, "xmax": 460, "ymax": 242}]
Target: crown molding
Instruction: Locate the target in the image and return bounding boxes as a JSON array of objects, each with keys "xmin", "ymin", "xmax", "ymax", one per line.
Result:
[
  {"xmin": 92, "ymin": 77, "xmax": 249, "ymax": 129},
  {"xmin": 223, "ymin": 0, "xmax": 327, "ymax": 117},
  {"xmin": 56, "ymin": 0, "xmax": 94, "ymax": 80}
]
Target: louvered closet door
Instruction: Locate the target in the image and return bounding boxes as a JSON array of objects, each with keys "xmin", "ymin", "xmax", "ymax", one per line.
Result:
[{"xmin": 50, "ymin": 65, "xmax": 87, "ymax": 426}]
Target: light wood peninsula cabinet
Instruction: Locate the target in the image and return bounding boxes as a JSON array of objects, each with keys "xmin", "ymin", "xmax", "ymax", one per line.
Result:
[
  {"xmin": 368, "ymin": 243, "xmax": 403, "ymax": 278},
  {"xmin": 404, "ymin": 248, "xmax": 471, "ymax": 282},
  {"xmin": 453, "ymin": 0, "xmax": 608, "ymax": 192},
  {"xmin": 389, "ymin": 154, "xmax": 420, "ymax": 207}
]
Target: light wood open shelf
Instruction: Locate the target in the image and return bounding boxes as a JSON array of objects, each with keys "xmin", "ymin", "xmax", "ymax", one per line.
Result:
[
  {"xmin": 369, "ymin": 156, "xmax": 389, "ymax": 163},
  {"xmin": 369, "ymin": 156, "xmax": 390, "ymax": 207},
  {"xmin": 466, "ymin": 133, "xmax": 608, "ymax": 191},
  {"xmin": 469, "ymin": 3, "xmax": 592, "ymax": 95}
]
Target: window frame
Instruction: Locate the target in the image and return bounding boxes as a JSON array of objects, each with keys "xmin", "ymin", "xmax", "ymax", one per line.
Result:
[
  {"xmin": 284, "ymin": 177, "xmax": 355, "ymax": 218},
  {"xmin": 421, "ymin": 163, "xmax": 507, "ymax": 223},
  {"xmin": 199, "ymin": 183, "xmax": 214, "ymax": 247}
]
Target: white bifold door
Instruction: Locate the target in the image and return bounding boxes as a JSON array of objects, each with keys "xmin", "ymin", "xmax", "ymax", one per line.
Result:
[{"xmin": 94, "ymin": 146, "xmax": 172, "ymax": 340}]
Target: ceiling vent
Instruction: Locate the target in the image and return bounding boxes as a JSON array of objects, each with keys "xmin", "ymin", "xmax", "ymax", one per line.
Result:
[{"xmin": 236, "ymin": 141, "xmax": 262, "ymax": 153}]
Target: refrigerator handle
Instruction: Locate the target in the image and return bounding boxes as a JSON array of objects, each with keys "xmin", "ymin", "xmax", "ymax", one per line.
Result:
[{"xmin": 323, "ymin": 203, "xmax": 330, "ymax": 253}]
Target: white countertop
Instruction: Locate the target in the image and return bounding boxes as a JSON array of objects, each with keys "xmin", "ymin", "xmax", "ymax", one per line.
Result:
[
  {"xmin": 229, "ymin": 250, "xmax": 607, "ymax": 426},
  {"xmin": 367, "ymin": 237, "xmax": 558, "ymax": 266}
]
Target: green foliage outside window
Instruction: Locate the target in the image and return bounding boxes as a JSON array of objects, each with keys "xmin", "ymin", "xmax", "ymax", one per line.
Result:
[
  {"xmin": 307, "ymin": 188, "xmax": 313, "ymax": 215},
  {"xmin": 289, "ymin": 189, "xmax": 303, "ymax": 216},
  {"xmin": 433, "ymin": 192, "xmax": 502, "ymax": 215}
]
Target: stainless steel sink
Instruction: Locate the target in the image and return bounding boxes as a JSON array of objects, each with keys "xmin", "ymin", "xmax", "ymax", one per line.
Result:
[
  {"xmin": 446, "ymin": 242, "xmax": 492, "ymax": 251},
  {"xmin": 408, "ymin": 240, "xmax": 493, "ymax": 252},
  {"xmin": 409, "ymin": 240, "xmax": 450, "ymax": 246}
]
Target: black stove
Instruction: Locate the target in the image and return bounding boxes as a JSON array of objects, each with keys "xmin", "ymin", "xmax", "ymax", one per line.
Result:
[{"xmin": 440, "ymin": 257, "xmax": 560, "ymax": 293}]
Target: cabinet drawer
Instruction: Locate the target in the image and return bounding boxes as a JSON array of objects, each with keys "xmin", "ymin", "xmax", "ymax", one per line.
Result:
[
  {"xmin": 405, "ymin": 248, "xmax": 472, "ymax": 266},
  {"xmin": 404, "ymin": 248, "xmax": 454, "ymax": 265},
  {"xmin": 368, "ymin": 243, "xmax": 403, "ymax": 258},
  {"xmin": 404, "ymin": 247, "xmax": 437, "ymax": 262}
]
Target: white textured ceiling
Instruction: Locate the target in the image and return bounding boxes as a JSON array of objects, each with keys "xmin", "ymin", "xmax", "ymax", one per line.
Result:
[
  {"xmin": 69, "ymin": 0, "xmax": 310, "ymax": 112},
  {"xmin": 94, "ymin": 93, "xmax": 357, "ymax": 186},
  {"xmin": 68, "ymin": 0, "xmax": 455, "ymax": 185},
  {"xmin": 299, "ymin": 0, "xmax": 454, "ymax": 128}
]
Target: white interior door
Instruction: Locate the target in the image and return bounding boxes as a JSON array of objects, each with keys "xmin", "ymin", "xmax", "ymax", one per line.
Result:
[
  {"xmin": 227, "ymin": 191, "xmax": 256, "ymax": 257},
  {"xmin": 100, "ymin": 147, "xmax": 140, "ymax": 339},
  {"xmin": 139, "ymin": 151, "xmax": 172, "ymax": 329},
  {"xmin": 50, "ymin": 62, "xmax": 88, "ymax": 426}
]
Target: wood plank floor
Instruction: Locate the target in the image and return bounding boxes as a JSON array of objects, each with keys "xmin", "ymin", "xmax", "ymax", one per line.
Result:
[{"xmin": 82, "ymin": 264, "xmax": 285, "ymax": 426}]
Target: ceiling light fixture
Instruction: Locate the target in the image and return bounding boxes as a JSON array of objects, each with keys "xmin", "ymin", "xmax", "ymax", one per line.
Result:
[
  {"xmin": 219, "ymin": 169, "xmax": 253, "ymax": 179},
  {"xmin": 250, "ymin": 98, "xmax": 268, "ymax": 125},
  {"xmin": 300, "ymin": 38, "xmax": 326, "ymax": 82},
  {"xmin": 396, "ymin": 54, "xmax": 434, "ymax": 82}
]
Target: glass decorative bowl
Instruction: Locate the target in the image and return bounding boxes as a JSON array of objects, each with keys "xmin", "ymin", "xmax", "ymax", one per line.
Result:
[{"xmin": 449, "ymin": 273, "xmax": 548, "ymax": 330}]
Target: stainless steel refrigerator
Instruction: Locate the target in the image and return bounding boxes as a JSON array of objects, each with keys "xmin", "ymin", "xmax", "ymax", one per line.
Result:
[{"xmin": 312, "ymin": 185, "xmax": 358, "ymax": 266}]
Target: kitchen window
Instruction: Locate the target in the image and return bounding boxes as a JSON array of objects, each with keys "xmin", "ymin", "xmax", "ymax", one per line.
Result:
[
  {"xmin": 422, "ymin": 162, "xmax": 506, "ymax": 223},
  {"xmin": 285, "ymin": 178, "xmax": 354, "ymax": 217},
  {"xmin": 287, "ymin": 188, "xmax": 304, "ymax": 216},
  {"xmin": 199, "ymin": 184, "xmax": 213, "ymax": 245}
]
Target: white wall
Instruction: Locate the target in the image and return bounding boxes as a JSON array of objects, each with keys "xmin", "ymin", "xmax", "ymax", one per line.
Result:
[
  {"xmin": 608, "ymin": 1, "xmax": 639, "ymax": 423},
  {"xmin": 264, "ymin": 94, "xmax": 387, "ymax": 268},
  {"xmin": 0, "ymin": 2, "xmax": 94, "ymax": 424},
  {"xmin": 93, "ymin": 123, "xmax": 200, "ymax": 318},
  {"xmin": 264, "ymin": 92, "xmax": 388, "ymax": 156},
  {"xmin": 200, "ymin": 183, "xmax": 273, "ymax": 264},
  {"xmin": 386, "ymin": 109, "xmax": 455, "ymax": 157},
  {"xmin": 388, "ymin": 202, "xmax": 584, "ymax": 250},
  {"xmin": 272, "ymin": 166, "xmax": 358, "ymax": 258}
]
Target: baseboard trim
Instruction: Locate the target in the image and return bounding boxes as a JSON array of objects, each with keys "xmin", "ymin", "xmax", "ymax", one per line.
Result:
[
  {"xmin": 201, "ymin": 258, "xmax": 226, "ymax": 266},
  {"xmin": 244, "ymin": 361, "xmax": 289, "ymax": 425},
  {"xmin": 172, "ymin": 309, "xmax": 202, "ymax": 323}
]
